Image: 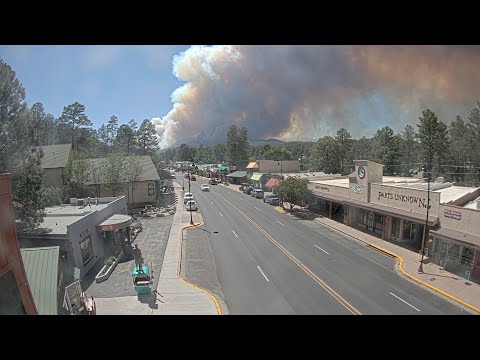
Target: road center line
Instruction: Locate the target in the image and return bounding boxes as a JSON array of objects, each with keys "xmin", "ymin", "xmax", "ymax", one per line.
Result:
[
  {"xmin": 232, "ymin": 229, "xmax": 238, "ymax": 237},
  {"xmin": 314, "ymin": 244, "xmax": 330, "ymax": 255},
  {"xmin": 254, "ymin": 206, "xmax": 260, "ymax": 211},
  {"xmin": 276, "ymin": 220, "xmax": 286, "ymax": 227},
  {"xmin": 219, "ymin": 211, "xmax": 223, "ymax": 217},
  {"xmin": 389, "ymin": 292, "xmax": 420, "ymax": 312},
  {"xmin": 257, "ymin": 266, "xmax": 269, "ymax": 282}
]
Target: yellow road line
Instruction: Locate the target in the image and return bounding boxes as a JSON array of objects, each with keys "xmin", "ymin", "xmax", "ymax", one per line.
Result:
[
  {"xmin": 213, "ymin": 191, "xmax": 361, "ymax": 315},
  {"xmin": 367, "ymin": 243, "xmax": 480, "ymax": 314},
  {"xmin": 179, "ymin": 222, "xmax": 222, "ymax": 315}
]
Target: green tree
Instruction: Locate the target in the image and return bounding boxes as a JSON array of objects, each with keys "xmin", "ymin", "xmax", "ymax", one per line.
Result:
[
  {"xmin": 467, "ymin": 102, "xmax": 480, "ymax": 182},
  {"xmin": 137, "ymin": 119, "xmax": 159, "ymax": 155},
  {"xmin": 226, "ymin": 125, "xmax": 250, "ymax": 165},
  {"xmin": 89, "ymin": 159, "xmax": 103, "ymax": 198},
  {"xmin": 177, "ymin": 144, "xmax": 194, "ymax": 161},
  {"xmin": 417, "ymin": 109, "xmax": 449, "ymax": 179},
  {"xmin": 335, "ymin": 128, "xmax": 353, "ymax": 175},
  {"xmin": 370, "ymin": 126, "xmax": 400, "ymax": 175},
  {"xmin": 115, "ymin": 121, "xmax": 137, "ymax": 155},
  {"xmin": 351, "ymin": 136, "xmax": 371, "ymax": 161},
  {"xmin": 259, "ymin": 146, "xmax": 293, "ymax": 160},
  {"xmin": 309, "ymin": 136, "xmax": 340, "ymax": 174},
  {"xmin": 29, "ymin": 102, "xmax": 56, "ymax": 146},
  {"xmin": 448, "ymin": 116, "xmax": 470, "ymax": 182},
  {"xmin": 0, "ymin": 59, "xmax": 46, "ymax": 230},
  {"xmin": 64, "ymin": 150, "xmax": 91, "ymax": 198},
  {"xmin": 125, "ymin": 156, "xmax": 143, "ymax": 203},
  {"xmin": 57, "ymin": 102, "xmax": 93, "ymax": 151},
  {"xmin": 213, "ymin": 144, "xmax": 226, "ymax": 163},
  {"xmin": 400, "ymin": 124, "xmax": 418, "ymax": 175},
  {"xmin": 12, "ymin": 148, "xmax": 46, "ymax": 231},
  {"xmin": 103, "ymin": 153, "xmax": 126, "ymax": 196},
  {"xmin": 276, "ymin": 177, "xmax": 312, "ymax": 212}
]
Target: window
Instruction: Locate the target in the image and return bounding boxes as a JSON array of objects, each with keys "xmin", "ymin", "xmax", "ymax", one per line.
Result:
[
  {"xmin": 448, "ymin": 243, "xmax": 460, "ymax": 263},
  {"xmin": 476, "ymin": 253, "xmax": 480, "ymax": 267},
  {"xmin": 148, "ymin": 183, "xmax": 155, "ymax": 196},
  {"xmin": 461, "ymin": 246, "xmax": 474, "ymax": 266},
  {"xmin": 392, "ymin": 218, "xmax": 401, "ymax": 238},
  {"xmin": 80, "ymin": 235, "xmax": 94, "ymax": 266}
]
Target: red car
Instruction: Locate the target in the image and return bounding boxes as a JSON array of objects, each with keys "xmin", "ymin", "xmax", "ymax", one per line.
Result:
[{"xmin": 209, "ymin": 178, "xmax": 218, "ymax": 185}]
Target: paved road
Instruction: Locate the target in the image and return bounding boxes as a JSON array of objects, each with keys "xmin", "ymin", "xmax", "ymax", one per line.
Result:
[{"xmin": 186, "ymin": 177, "xmax": 468, "ymax": 315}]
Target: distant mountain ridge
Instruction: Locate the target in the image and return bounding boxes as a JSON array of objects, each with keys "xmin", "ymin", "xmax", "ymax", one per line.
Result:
[{"xmin": 159, "ymin": 137, "xmax": 299, "ymax": 152}]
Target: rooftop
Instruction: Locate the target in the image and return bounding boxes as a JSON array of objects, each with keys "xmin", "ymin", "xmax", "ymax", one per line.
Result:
[
  {"xmin": 435, "ymin": 186, "xmax": 480, "ymax": 204},
  {"xmin": 464, "ymin": 196, "xmax": 480, "ymax": 209},
  {"xmin": 20, "ymin": 246, "xmax": 59, "ymax": 315}
]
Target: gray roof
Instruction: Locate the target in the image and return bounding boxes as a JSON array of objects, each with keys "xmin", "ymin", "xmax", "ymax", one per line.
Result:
[
  {"xmin": 37, "ymin": 144, "xmax": 72, "ymax": 169},
  {"xmin": 226, "ymin": 171, "xmax": 248, "ymax": 178},
  {"xmin": 20, "ymin": 246, "xmax": 59, "ymax": 315},
  {"xmin": 81, "ymin": 156, "xmax": 160, "ymax": 185}
]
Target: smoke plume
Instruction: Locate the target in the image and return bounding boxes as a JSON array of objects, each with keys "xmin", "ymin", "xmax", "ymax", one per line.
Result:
[{"xmin": 152, "ymin": 45, "xmax": 480, "ymax": 148}]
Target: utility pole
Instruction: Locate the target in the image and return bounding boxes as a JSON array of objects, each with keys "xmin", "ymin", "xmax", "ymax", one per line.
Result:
[{"xmin": 189, "ymin": 160, "xmax": 195, "ymax": 225}]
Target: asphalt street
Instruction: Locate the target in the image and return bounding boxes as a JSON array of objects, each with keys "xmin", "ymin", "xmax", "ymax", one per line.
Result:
[{"xmin": 182, "ymin": 175, "xmax": 468, "ymax": 315}]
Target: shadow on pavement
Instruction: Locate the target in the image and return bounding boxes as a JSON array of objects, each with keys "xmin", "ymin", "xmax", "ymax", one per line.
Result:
[{"xmin": 137, "ymin": 291, "xmax": 164, "ymax": 310}]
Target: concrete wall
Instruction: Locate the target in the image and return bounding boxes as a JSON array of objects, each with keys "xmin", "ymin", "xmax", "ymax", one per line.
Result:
[
  {"xmin": 309, "ymin": 183, "xmax": 349, "ymax": 197},
  {"xmin": 258, "ymin": 160, "xmax": 300, "ymax": 174},
  {"xmin": 44, "ymin": 168, "xmax": 64, "ymax": 188},
  {"xmin": 439, "ymin": 204, "xmax": 480, "ymax": 237},
  {"xmin": 89, "ymin": 180, "xmax": 157, "ymax": 204},
  {"xmin": 66, "ymin": 197, "xmax": 128, "ymax": 278},
  {"xmin": 370, "ymin": 183, "xmax": 440, "ymax": 216}
]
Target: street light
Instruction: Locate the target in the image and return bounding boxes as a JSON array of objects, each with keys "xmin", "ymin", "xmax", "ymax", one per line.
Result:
[
  {"xmin": 418, "ymin": 149, "xmax": 432, "ymax": 273},
  {"xmin": 188, "ymin": 160, "xmax": 195, "ymax": 225}
]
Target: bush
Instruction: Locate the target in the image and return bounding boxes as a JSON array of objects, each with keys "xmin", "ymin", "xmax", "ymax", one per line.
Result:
[
  {"xmin": 104, "ymin": 256, "xmax": 116, "ymax": 267},
  {"xmin": 42, "ymin": 187, "xmax": 63, "ymax": 207}
]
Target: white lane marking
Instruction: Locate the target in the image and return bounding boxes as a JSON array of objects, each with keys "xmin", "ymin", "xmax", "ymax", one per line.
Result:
[
  {"xmin": 314, "ymin": 244, "xmax": 330, "ymax": 255},
  {"xmin": 257, "ymin": 266, "xmax": 269, "ymax": 282},
  {"xmin": 211, "ymin": 201, "xmax": 214, "ymax": 205},
  {"xmin": 232, "ymin": 229, "xmax": 238, "ymax": 237},
  {"xmin": 219, "ymin": 211, "xmax": 223, "ymax": 217},
  {"xmin": 254, "ymin": 206, "xmax": 260, "ymax": 211},
  {"xmin": 276, "ymin": 220, "xmax": 286, "ymax": 227},
  {"xmin": 389, "ymin": 292, "xmax": 421, "ymax": 312}
]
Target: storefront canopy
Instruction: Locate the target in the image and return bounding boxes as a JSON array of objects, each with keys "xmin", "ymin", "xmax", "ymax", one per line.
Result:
[
  {"xmin": 265, "ymin": 178, "xmax": 281, "ymax": 188},
  {"xmin": 227, "ymin": 171, "xmax": 248, "ymax": 178},
  {"xmin": 430, "ymin": 228, "xmax": 480, "ymax": 248},
  {"xmin": 246, "ymin": 162, "xmax": 258, "ymax": 169},
  {"xmin": 96, "ymin": 214, "xmax": 133, "ymax": 231},
  {"xmin": 250, "ymin": 173, "xmax": 264, "ymax": 181}
]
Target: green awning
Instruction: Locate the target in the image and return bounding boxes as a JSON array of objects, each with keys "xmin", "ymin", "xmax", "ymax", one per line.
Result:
[
  {"xmin": 219, "ymin": 166, "xmax": 228, "ymax": 171},
  {"xmin": 250, "ymin": 173, "xmax": 264, "ymax": 181}
]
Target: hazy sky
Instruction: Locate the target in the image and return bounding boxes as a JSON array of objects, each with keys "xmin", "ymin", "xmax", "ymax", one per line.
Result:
[{"xmin": 1, "ymin": 45, "xmax": 480, "ymax": 149}]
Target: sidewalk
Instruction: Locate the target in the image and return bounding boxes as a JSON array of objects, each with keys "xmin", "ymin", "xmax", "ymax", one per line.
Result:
[
  {"xmin": 95, "ymin": 182, "xmax": 219, "ymax": 315},
  {"xmin": 313, "ymin": 216, "xmax": 480, "ymax": 314}
]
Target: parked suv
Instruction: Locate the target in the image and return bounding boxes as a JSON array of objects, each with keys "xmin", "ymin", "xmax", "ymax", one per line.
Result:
[{"xmin": 263, "ymin": 193, "xmax": 277, "ymax": 203}]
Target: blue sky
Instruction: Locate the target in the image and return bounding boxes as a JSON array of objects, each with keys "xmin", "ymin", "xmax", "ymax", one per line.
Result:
[{"xmin": 0, "ymin": 45, "xmax": 190, "ymax": 128}]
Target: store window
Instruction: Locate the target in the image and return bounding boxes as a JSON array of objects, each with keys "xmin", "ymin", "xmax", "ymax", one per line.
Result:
[
  {"xmin": 476, "ymin": 252, "xmax": 480, "ymax": 267},
  {"xmin": 392, "ymin": 218, "xmax": 401, "ymax": 238},
  {"xmin": 461, "ymin": 246, "xmax": 475, "ymax": 266},
  {"xmin": 448, "ymin": 243, "xmax": 460, "ymax": 263},
  {"xmin": 357, "ymin": 209, "xmax": 367, "ymax": 226},
  {"xmin": 80, "ymin": 236, "xmax": 94, "ymax": 266}
]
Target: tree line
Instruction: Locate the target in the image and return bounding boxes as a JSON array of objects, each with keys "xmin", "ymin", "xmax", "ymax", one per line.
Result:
[{"xmin": 165, "ymin": 108, "xmax": 480, "ymax": 186}]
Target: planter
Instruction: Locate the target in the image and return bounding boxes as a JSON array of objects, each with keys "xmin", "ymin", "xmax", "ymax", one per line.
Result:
[{"xmin": 95, "ymin": 251, "xmax": 124, "ymax": 283}]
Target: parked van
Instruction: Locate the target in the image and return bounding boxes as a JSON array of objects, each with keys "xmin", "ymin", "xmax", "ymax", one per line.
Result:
[{"xmin": 252, "ymin": 189, "xmax": 264, "ymax": 199}]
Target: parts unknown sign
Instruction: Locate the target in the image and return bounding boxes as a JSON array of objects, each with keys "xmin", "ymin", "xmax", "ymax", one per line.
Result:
[{"xmin": 444, "ymin": 208, "xmax": 461, "ymax": 220}]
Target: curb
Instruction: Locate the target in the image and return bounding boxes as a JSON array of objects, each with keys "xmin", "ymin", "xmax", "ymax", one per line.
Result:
[{"xmin": 179, "ymin": 222, "xmax": 222, "ymax": 315}]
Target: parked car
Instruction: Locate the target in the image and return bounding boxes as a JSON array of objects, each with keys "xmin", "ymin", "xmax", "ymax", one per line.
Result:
[
  {"xmin": 243, "ymin": 186, "xmax": 253, "ymax": 195},
  {"xmin": 186, "ymin": 200, "xmax": 198, "ymax": 211},
  {"xmin": 183, "ymin": 192, "xmax": 194, "ymax": 203},
  {"xmin": 263, "ymin": 193, "xmax": 278, "ymax": 203},
  {"xmin": 201, "ymin": 184, "xmax": 210, "ymax": 191},
  {"xmin": 251, "ymin": 189, "xmax": 264, "ymax": 199},
  {"xmin": 191, "ymin": 175, "xmax": 196, "ymax": 181},
  {"xmin": 267, "ymin": 197, "xmax": 280, "ymax": 205}
]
